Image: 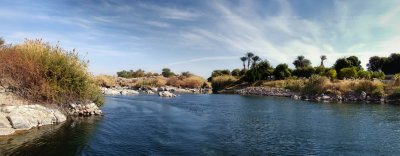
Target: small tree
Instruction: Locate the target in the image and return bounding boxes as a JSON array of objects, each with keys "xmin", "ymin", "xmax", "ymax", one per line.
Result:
[
  {"xmin": 357, "ymin": 70, "xmax": 372, "ymax": 79},
  {"xmin": 162, "ymin": 68, "xmax": 175, "ymax": 77},
  {"xmin": 320, "ymin": 55, "xmax": 327, "ymax": 67},
  {"xmin": 371, "ymin": 71, "xmax": 385, "ymax": 80},
  {"xmin": 323, "ymin": 69, "xmax": 337, "ymax": 79},
  {"xmin": 339, "ymin": 67, "xmax": 358, "ymax": 79},
  {"xmin": 273, "ymin": 64, "xmax": 291, "ymax": 80},
  {"xmin": 231, "ymin": 69, "xmax": 241, "ymax": 76}
]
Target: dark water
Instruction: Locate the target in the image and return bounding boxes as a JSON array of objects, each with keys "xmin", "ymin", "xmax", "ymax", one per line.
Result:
[{"xmin": 2, "ymin": 94, "xmax": 400, "ymax": 155}]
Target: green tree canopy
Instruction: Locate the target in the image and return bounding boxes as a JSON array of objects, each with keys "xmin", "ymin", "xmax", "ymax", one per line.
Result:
[{"xmin": 273, "ymin": 63, "xmax": 291, "ymax": 80}]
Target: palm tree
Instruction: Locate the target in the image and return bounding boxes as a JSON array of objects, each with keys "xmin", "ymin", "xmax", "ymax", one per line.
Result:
[
  {"xmin": 320, "ymin": 55, "xmax": 327, "ymax": 67},
  {"xmin": 240, "ymin": 57, "xmax": 248, "ymax": 71},
  {"xmin": 293, "ymin": 55, "xmax": 311, "ymax": 69},
  {"xmin": 246, "ymin": 52, "xmax": 254, "ymax": 69},
  {"xmin": 251, "ymin": 56, "xmax": 261, "ymax": 68}
]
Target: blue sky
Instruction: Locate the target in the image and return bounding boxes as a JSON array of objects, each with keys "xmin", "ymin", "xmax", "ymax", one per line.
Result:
[{"xmin": 0, "ymin": 0, "xmax": 399, "ymax": 77}]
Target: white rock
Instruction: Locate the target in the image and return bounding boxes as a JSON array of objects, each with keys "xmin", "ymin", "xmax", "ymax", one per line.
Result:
[
  {"xmin": 0, "ymin": 128, "xmax": 15, "ymax": 136},
  {"xmin": 2, "ymin": 105, "xmax": 66, "ymax": 130},
  {"xmin": 0, "ymin": 113, "xmax": 11, "ymax": 128},
  {"xmin": 158, "ymin": 91, "xmax": 176, "ymax": 97},
  {"xmin": 321, "ymin": 95, "xmax": 330, "ymax": 100}
]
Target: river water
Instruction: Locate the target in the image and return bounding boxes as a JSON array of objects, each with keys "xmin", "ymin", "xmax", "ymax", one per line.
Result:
[{"xmin": 1, "ymin": 94, "xmax": 400, "ymax": 155}]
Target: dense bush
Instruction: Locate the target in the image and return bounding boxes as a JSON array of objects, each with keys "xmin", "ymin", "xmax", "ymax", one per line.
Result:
[
  {"xmin": 0, "ymin": 39, "xmax": 103, "ymax": 105},
  {"xmin": 211, "ymin": 75, "xmax": 237, "ymax": 93},
  {"xmin": 371, "ymin": 71, "xmax": 385, "ymax": 80},
  {"xmin": 273, "ymin": 64, "xmax": 291, "ymax": 80},
  {"xmin": 292, "ymin": 67, "xmax": 315, "ymax": 78},
  {"xmin": 339, "ymin": 67, "xmax": 358, "ymax": 79},
  {"xmin": 357, "ymin": 70, "xmax": 372, "ymax": 79},
  {"xmin": 162, "ymin": 68, "xmax": 176, "ymax": 77},
  {"xmin": 95, "ymin": 75, "xmax": 116, "ymax": 88},
  {"xmin": 322, "ymin": 69, "xmax": 337, "ymax": 79},
  {"xmin": 355, "ymin": 80, "xmax": 384, "ymax": 97},
  {"xmin": 302, "ymin": 75, "xmax": 330, "ymax": 95}
]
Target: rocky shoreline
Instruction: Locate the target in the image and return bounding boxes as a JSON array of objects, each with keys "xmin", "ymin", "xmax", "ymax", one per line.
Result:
[
  {"xmin": 101, "ymin": 86, "xmax": 211, "ymax": 96},
  {"xmin": 0, "ymin": 86, "xmax": 103, "ymax": 136},
  {"xmin": 234, "ymin": 87, "xmax": 398, "ymax": 104}
]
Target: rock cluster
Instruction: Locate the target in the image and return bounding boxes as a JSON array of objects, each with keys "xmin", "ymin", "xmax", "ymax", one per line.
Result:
[
  {"xmin": 235, "ymin": 87, "xmax": 296, "ymax": 97},
  {"xmin": 0, "ymin": 105, "xmax": 66, "ymax": 136},
  {"xmin": 102, "ymin": 87, "xmax": 139, "ymax": 95},
  {"xmin": 158, "ymin": 91, "xmax": 176, "ymax": 97},
  {"xmin": 68, "ymin": 103, "xmax": 102, "ymax": 116}
]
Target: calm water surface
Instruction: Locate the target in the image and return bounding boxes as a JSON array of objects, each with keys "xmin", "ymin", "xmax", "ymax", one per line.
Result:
[{"xmin": 1, "ymin": 94, "xmax": 400, "ymax": 155}]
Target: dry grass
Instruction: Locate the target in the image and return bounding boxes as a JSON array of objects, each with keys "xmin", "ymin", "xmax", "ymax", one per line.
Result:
[
  {"xmin": 211, "ymin": 75, "xmax": 237, "ymax": 93},
  {"xmin": 260, "ymin": 79, "xmax": 306, "ymax": 92},
  {"xmin": 95, "ymin": 75, "xmax": 117, "ymax": 87},
  {"xmin": 0, "ymin": 39, "xmax": 103, "ymax": 105}
]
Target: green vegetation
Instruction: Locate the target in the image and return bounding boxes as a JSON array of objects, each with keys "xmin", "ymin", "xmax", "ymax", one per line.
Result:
[
  {"xmin": 211, "ymin": 75, "xmax": 237, "ymax": 93},
  {"xmin": 209, "ymin": 52, "xmax": 400, "ymax": 101},
  {"xmin": 0, "ymin": 39, "xmax": 103, "ymax": 105}
]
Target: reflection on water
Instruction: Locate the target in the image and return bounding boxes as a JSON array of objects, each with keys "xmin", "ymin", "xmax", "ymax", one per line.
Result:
[
  {"xmin": 2, "ymin": 94, "xmax": 400, "ymax": 155},
  {"xmin": 0, "ymin": 117, "xmax": 101, "ymax": 156}
]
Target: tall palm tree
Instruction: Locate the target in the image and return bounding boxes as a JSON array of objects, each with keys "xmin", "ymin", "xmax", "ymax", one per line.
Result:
[
  {"xmin": 251, "ymin": 56, "xmax": 261, "ymax": 68},
  {"xmin": 246, "ymin": 52, "xmax": 254, "ymax": 69},
  {"xmin": 320, "ymin": 55, "xmax": 327, "ymax": 67},
  {"xmin": 293, "ymin": 55, "xmax": 311, "ymax": 69},
  {"xmin": 240, "ymin": 57, "xmax": 248, "ymax": 70}
]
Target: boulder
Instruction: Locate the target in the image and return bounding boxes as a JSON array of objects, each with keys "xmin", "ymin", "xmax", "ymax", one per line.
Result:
[
  {"xmin": 120, "ymin": 90, "xmax": 139, "ymax": 95},
  {"xmin": 0, "ymin": 128, "xmax": 15, "ymax": 136},
  {"xmin": 0, "ymin": 113, "xmax": 11, "ymax": 128},
  {"xmin": 158, "ymin": 91, "xmax": 176, "ymax": 97},
  {"xmin": 69, "ymin": 102, "xmax": 102, "ymax": 116},
  {"xmin": 360, "ymin": 91, "xmax": 367, "ymax": 100},
  {"xmin": 2, "ymin": 105, "xmax": 66, "ymax": 130},
  {"xmin": 321, "ymin": 95, "xmax": 330, "ymax": 100},
  {"xmin": 145, "ymin": 90, "xmax": 155, "ymax": 94}
]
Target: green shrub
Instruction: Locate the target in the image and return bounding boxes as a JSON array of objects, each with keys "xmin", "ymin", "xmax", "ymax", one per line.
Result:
[
  {"xmin": 273, "ymin": 64, "xmax": 291, "ymax": 80},
  {"xmin": 302, "ymin": 75, "xmax": 330, "ymax": 95},
  {"xmin": 339, "ymin": 67, "xmax": 358, "ymax": 79},
  {"xmin": 0, "ymin": 39, "xmax": 104, "ymax": 105},
  {"xmin": 355, "ymin": 80, "xmax": 384, "ymax": 97},
  {"xmin": 211, "ymin": 75, "xmax": 237, "ymax": 93},
  {"xmin": 371, "ymin": 71, "xmax": 385, "ymax": 80},
  {"xmin": 322, "ymin": 69, "xmax": 337, "ymax": 79},
  {"xmin": 292, "ymin": 67, "xmax": 315, "ymax": 78},
  {"xmin": 357, "ymin": 70, "xmax": 372, "ymax": 79},
  {"xmin": 393, "ymin": 74, "xmax": 400, "ymax": 86}
]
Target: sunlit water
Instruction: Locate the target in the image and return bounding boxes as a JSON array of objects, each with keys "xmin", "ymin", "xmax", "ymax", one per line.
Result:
[{"xmin": 2, "ymin": 94, "xmax": 400, "ymax": 155}]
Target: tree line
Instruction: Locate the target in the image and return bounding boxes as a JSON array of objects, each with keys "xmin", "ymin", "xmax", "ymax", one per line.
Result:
[{"xmin": 209, "ymin": 52, "xmax": 400, "ymax": 82}]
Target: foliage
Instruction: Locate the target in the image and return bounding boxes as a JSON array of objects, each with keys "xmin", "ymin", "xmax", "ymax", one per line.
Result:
[
  {"xmin": 211, "ymin": 69, "xmax": 231, "ymax": 77},
  {"xmin": 302, "ymin": 75, "xmax": 330, "ymax": 95},
  {"xmin": 261, "ymin": 79, "xmax": 306, "ymax": 92},
  {"xmin": 117, "ymin": 69, "xmax": 146, "ymax": 78},
  {"xmin": 292, "ymin": 67, "xmax": 315, "ymax": 78},
  {"xmin": 339, "ymin": 67, "xmax": 358, "ymax": 79},
  {"xmin": 320, "ymin": 55, "xmax": 327, "ymax": 67},
  {"xmin": 243, "ymin": 60, "xmax": 273, "ymax": 82},
  {"xmin": 211, "ymin": 75, "xmax": 237, "ymax": 93},
  {"xmin": 231, "ymin": 68, "xmax": 241, "ymax": 76},
  {"xmin": 95, "ymin": 75, "xmax": 116, "ymax": 87},
  {"xmin": 322, "ymin": 69, "xmax": 337, "ymax": 79},
  {"xmin": 357, "ymin": 70, "xmax": 372, "ymax": 79},
  {"xmin": 293, "ymin": 55, "xmax": 311, "ymax": 69},
  {"xmin": 273, "ymin": 64, "xmax": 291, "ymax": 80},
  {"xmin": 371, "ymin": 71, "xmax": 385, "ymax": 80},
  {"xmin": 162, "ymin": 68, "xmax": 175, "ymax": 77},
  {"xmin": 382, "ymin": 53, "xmax": 400, "ymax": 75},
  {"xmin": 333, "ymin": 56, "xmax": 361, "ymax": 73},
  {"xmin": 367, "ymin": 56, "xmax": 385, "ymax": 72},
  {"xmin": 354, "ymin": 80, "xmax": 384, "ymax": 97},
  {"xmin": 0, "ymin": 39, "xmax": 103, "ymax": 105}
]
